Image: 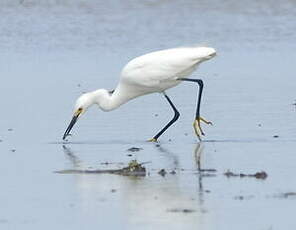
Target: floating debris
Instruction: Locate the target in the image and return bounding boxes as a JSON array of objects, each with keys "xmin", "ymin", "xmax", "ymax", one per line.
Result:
[
  {"xmin": 99, "ymin": 162, "xmax": 124, "ymax": 166},
  {"xmin": 10, "ymin": 149, "xmax": 16, "ymax": 152},
  {"xmin": 127, "ymin": 147, "xmax": 143, "ymax": 152},
  {"xmin": 55, "ymin": 160, "xmax": 146, "ymax": 176},
  {"xmin": 224, "ymin": 170, "xmax": 267, "ymax": 180},
  {"xmin": 200, "ymin": 173, "xmax": 217, "ymax": 177},
  {"xmin": 110, "ymin": 189, "xmax": 117, "ymax": 193},
  {"xmin": 169, "ymin": 170, "xmax": 176, "ymax": 175},
  {"xmin": 254, "ymin": 171, "xmax": 268, "ymax": 179},
  {"xmin": 8, "ymin": 128, "xmax": 13, "ymax": 131},
  {"xmin": 126, "ymin": 154, "xmax": 133, "ymax": 157},
  {"xmin": 234, "ymin": 195, "xmax": 254, "ymax": 200},
  {"xmin": 196, "ymin": 167, "xmax": 217, "ymax": 178},
  {"xmin": 282, "ymin": 192, "xmax": 296, "ymax": 198},
  {"xmin": 158, "ymin": 169, "xmax": 167, "ymax": 176},
  {"xmin": 199, "ymin": 168, "xmax": 217, "ymax": 173},
  {"xmin": 167, "ymin": 208, "xmax": 196, "ymax": 213},
  {"xmin": 273, "ymin": 135, "xmax": 279, "ymax": 138},
  {"xmin": 274, "ymin": 192, "xmax": 296, "ymax": 199}
]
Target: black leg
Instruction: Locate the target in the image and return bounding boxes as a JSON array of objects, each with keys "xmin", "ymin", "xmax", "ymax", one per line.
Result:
[
  {"xmin": 178, "ymin": 78, "xmax": 212, "ymax": 140},
  {"xmin": 149, "ymin": 92, "xmax": 180, "ymax": 142},
  {"xmin": 179, "ymin": 78, "xmax": 203, "ymax": 120}
]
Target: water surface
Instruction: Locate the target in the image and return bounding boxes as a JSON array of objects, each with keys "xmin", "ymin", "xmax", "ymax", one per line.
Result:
[{"xmin": 0, "ymin": 0, "xmax": 296, "ymax": 229}]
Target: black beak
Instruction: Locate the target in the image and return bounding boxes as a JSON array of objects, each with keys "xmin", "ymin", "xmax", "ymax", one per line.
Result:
[{"xmin": 63, "ymin": 115, "xmax": 79, "ymax": 140}]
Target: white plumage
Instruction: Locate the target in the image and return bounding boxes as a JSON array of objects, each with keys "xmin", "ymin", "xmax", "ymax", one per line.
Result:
[
  {"xmin": 63, "ymin": 46, "xmax": 217, "ymax": 141},
  {"xmin": 121, "ymin": 46, "xmax": 216, "ymax": 92}
]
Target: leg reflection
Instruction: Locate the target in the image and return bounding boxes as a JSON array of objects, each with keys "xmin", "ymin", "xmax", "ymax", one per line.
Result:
[
  {"xmin": 153, "ymin": 143, "xmax": 179, "ymax": 169},
  {"xmin": 194, "ymin": 143, "xmax": 204, "ymax": 172},
  {"xmin": 194, "ymin": 143, "xmax": 217, "ymax": 173},
  {"xmin": 194, "ymin": 143, "xmax": 217, "ymax": 204}
]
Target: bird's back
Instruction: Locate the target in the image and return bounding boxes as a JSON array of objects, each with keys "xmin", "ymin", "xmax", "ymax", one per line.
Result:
[
  {"xmin": 120, "ymin": 46, "xmax": 216, "ymax": 90},
  {"xmin": 106, "ymin": 46, "xmax": 216, "ymax": 110},
  {"xmin": 111, "ymin": 46, "xmax": 216, "ymax": 105}
]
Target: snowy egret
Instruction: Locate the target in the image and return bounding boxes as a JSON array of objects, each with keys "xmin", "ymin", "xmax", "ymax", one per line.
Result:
[{"xmin": 63, "ymin": 46, "xmax": 216, "ymax": 141}]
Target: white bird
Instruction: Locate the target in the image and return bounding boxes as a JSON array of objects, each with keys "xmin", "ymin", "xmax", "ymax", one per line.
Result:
[{"xmin": 63, "ymin": 46, "xmax": 217, "ymax": 141}]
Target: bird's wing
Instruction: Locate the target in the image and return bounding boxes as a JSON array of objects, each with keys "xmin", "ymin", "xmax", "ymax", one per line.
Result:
[{"xmin": 120, "ymin": 47, "xmax": 215, "ymax": 88}]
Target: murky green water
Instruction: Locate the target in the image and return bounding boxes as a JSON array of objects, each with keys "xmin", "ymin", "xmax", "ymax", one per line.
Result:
[{"xmin": 0, "ymin": 0, "xmax": 296, "ymax": 229}]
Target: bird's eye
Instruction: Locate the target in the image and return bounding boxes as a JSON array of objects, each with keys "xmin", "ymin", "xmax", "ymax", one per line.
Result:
[{"xmin": 78, "ymin": 108, "xmax": 83, "ymax": 111}]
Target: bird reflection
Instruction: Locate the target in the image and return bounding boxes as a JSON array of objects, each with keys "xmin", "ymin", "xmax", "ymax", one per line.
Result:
[{"xmin": 60, "ymin": 143, "xmax": 214, "ymax": 227}]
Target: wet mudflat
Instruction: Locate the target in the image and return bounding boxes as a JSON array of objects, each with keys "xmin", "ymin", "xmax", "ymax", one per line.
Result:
[{"xmin": 1, "ymin": 0, "xmax": 296, "ymax": 229}]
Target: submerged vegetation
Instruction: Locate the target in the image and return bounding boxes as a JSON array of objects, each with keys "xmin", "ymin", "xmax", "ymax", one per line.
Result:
[{"xmin": 55, "ymin": 160, "xmax": 146, "ymax": 177}]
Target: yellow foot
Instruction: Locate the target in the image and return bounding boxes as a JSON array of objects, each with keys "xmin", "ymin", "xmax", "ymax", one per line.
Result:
[
  {"xmin": 199, "ymin": 117, "xmax": 213, "ymax": 125},
  {"xmin": 193, "ymin": 117, "xmax": 213, "ymax": 141},
  {"xmin": 147, "ymin": 138, "xmax": 158, "ymax": 142}
]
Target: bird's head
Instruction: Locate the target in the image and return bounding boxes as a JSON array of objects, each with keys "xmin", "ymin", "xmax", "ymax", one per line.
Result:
[
  {"xmin": 63, "ymin": 92, "xmax": 95, "ymax": 140},
  {"xmin": 62, "ymin": 89, "xmax": 113, "ymax": 140},
  {"xmin": 74, "ymin": 92, "xmax": 95, "ymax": 114}
]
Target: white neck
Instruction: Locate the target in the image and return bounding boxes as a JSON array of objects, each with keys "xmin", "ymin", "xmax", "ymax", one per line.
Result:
[{"xmin": 91, "ymin": 86, "xmax": 132, "ymax": 111}]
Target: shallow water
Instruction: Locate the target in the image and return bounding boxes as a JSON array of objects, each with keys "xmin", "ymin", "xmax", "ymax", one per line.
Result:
[{"xmin": 1, "ymin": 0, "xmax": 296, "ymax": 229}]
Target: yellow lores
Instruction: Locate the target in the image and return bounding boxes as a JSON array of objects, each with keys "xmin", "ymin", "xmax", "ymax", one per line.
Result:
[{"xmin": 74, "ymin": 108, "xmax": 83, "ymax": 117}]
